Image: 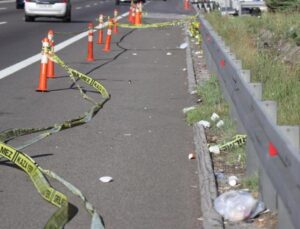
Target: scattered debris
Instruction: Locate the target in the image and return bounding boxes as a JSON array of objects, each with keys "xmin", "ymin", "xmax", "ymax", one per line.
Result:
[
  {"xmin": 228, "ymin": 175, "xmax": 239, "ymax": 187},
  {"xmin": 216, "ymin": 120, "xmax": 224, "ymax": 128},
  {"xmin": 197, "ymin": 120, "xmax": 210, "ymax": 128},
  {"xmin": 124, "ymin": 133, "xmax": 132, "ymax": 136},
  {"xmin": 179, "ymin": 42, "xmax": 188, "ymax": 49},
  {"xmin": 209, "ymin": 145, "xmax": 220, "ymax": 154},
  {"xmin": 99, "ymin": 176, "xmax": 113, "ymax": 183},
  {"xmin": 182, "ymin": 106, "xmax": 196, "ymax": 114},
  {"xmin": 132, "ymin": 53, "xmax": 137, "ymax": 56},
  {"xmin": 210, "ymin": 112, "xmax": 220, "ymax": 122},
  {"xmin": 188, "ymin": 153, "xmax": 196, "ymax": 160},
  {"xmin": 166, "ymin": 52, "xmax": 172, "ymax": 56},
  {"xmin": 190, "ymin": 90, "xmax": 197, "ymax": 95},
  {"xmin": 182, "ymin": 68, "xmax": 187, "ymax": 71},
  {"xmin": 214, "ymin": 190, "xmax": 265, "ymax": 222}
]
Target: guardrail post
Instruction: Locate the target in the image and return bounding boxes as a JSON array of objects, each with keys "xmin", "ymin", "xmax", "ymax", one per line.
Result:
[
  {"xmin": 260, "ymin": 101, "xmax": 278, "ymax": 211},
  {"xmin": 202, "ymin": 42, "xmax": 217, "ymax": 76},
  {"xmin": 279, "ymin": 126, "xmax": 300, "ymax": 150},
  {"xmin": 277, "ymin": 125, "xmax": 299, "ymax": 229},
  {"xmin": 249, "ymin": 83, "xmax": 262, "ymax": 100},
  {"xmin": 245, "ymin": 83, "xmax": 262, "ymax": 175},
  {"xmin": 261, "ymin": 101, "xmax": 277, "ymax": 124},
  {"xmin": 234, "ymin": 60, "xmax": 242, "ymax": 69},
  {"xmin": 241, "ymin": 70, "xmax": 251, "ymax": 83}
]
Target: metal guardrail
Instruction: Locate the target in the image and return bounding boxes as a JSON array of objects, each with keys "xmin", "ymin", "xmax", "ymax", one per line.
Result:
[{"xmin": 197, "ymin": 15, "xmax": 300, "ymax": 228}]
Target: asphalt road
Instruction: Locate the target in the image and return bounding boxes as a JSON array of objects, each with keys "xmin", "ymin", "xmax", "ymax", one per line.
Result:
[
  {"xmin": 0, "ymin": 0, "xmax": 203, "ymax": 228},
  {"xmin": 0, "ymin": 0, "xmax": 130, "ymax": 69}
]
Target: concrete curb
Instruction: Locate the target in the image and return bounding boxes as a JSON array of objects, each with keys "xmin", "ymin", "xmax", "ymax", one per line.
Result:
[
  {"xmin": 193, "ymin": 124, "xmax": 224, "ymax": 229},
  {"xmin": 184, "ymin": 14, "xmax": 224, "ymax": 229},
  {"xmin": 185, "ymin": 24, "xmax": 197, "ymax": 94}
]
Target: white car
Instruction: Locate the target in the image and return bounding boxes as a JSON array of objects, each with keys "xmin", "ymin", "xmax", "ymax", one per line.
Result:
[{"xmin": 24, "ymin": 0, "xmax": 71, "ymax": 22}]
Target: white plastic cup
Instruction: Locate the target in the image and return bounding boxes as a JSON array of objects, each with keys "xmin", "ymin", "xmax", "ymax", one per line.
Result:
[
  {"xmin": 211, "ymin": 112, "xmax": 220, "ymax": 122},
  {"xmin": 216, "ymin": 120, "xmax": 224, "ymax": 128},
  {"xmin": 228, "ymin": 176, "xmax": 239, "ymax": 186}
]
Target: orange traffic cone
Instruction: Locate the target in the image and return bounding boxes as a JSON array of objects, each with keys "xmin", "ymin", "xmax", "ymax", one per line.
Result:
[
  {"xmin": 103, "ymin": 19, "xmax": 113, "ymax": 52},
  {"xmin": 47, "ymin": 29, "xmax": 55, "ymax": 78},
  {"xmin": 36, "ymin": 38, "xmax": 49, "ymax": 92},
  {"xmin": 184, "ymin": 0, "xmax": 190, "ymax": 10},
  {"xmin": 128, "ymin": 5, "xmax": 132, "ymax": 22},
  {"xmin": 130, "ymin": 5, "xmax": 136, "ymax": 24},
  {"xmin": 97, "ymin": 14, "xmax": 104, "ymax": 44},
  {"xmin": 134, "ymin": 6, "xmax": 141, "ymax": 25},
  {"xmin": 138, "ymin": 2, "xmax": 143, "ymax": 24},
  {"xmin": 113, "ymin": 9, "xmax": 118, "ymax": 34},
  {"xmin": 86, "ymin": 23, "xmax": 95, "ymax": 62}
]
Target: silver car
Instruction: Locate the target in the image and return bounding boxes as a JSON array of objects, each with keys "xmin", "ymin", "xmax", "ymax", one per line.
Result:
[{"xmin": 24, "ymin": 0, "xmax": 71, "ymax": 22}]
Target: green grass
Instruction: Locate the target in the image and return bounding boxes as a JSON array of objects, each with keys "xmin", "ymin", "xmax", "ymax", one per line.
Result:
[
  {"xmin": 205, "ymin": 12, "xmax": 300, "ymax": 125},
  {"xmin": 185, "ymin": 75, "xmax": 246, "ymax": 167},
  {"xmin": 240, "ymin": 173, "xmax": 259, "ymax": 193},
  {"xmin": 186, "ymin": 75, "xmax": 228, "ymax": 125}
]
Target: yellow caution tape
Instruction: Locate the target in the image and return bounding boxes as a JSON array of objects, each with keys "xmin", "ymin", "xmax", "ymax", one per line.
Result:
[
  {"xmin": 0, "ymin": 51, "xmax": 109, "ymax": 228},
  {"xmin": 219, "ymin": 134, "xmax": 247, "ymax": 151},
  {"xmin": 119, "ymin": 15, "xmax": 197, "ymax": 29},
  {"xmin": 0, "ymin": 142, "xmax": 69, "ymax": 228},
  {"xmin": 188, "ymin": 20, "xmax": 202, "ymax": 44}
]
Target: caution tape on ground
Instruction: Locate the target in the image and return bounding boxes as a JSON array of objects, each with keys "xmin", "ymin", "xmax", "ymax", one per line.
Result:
[
  {"xmin": 188, "ymin": 20, "xmax": 201, "ymax": 44},
  {"xmin": 0, "ymin": 143, "xmax": 69, "ymax": 228},
  {"xmin": 0, "ymin": 51, "xmax": 109, "ymax": 228},
  {"xmin": 119, "ymin": 15, "xmax": 197, "ymax": 29},
  {"xmin": 219, "ymin": 134, "xmax": 247, "ymax": 151}
]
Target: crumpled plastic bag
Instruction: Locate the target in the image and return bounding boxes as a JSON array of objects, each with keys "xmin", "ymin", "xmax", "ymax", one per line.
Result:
[{"xmin": 214, "ymin": 190, "xmax": 265, "ymax": 222}]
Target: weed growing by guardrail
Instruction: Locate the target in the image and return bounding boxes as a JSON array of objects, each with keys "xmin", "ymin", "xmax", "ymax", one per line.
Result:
[
  {"xmin": 240, "ymin": 172, "xmax": 259, "ymax": 193},
  {"xmin": 186, "ymin": 75, "xmax": 226, "ymax": 124},
  {"xmin": 186, "ymin": 75, "xmax": 246, "ymax": 167},
  {"xmin": 205, "ymin": 12, "xmax": 300, "ymax": 125}
]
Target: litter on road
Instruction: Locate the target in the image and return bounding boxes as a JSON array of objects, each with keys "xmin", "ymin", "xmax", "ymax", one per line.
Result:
[
  {"xmin": 179, "ymin": 42, "xmax": 188, "ymax": 49},
  {"xmin": 99, "ymin": 176, "xmax": 113, "ymax": 183}
]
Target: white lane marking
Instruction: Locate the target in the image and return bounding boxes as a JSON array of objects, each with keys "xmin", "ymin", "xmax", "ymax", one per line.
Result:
[
  {"xmin": 0, "ymin": 12, "xmax": 129, "ymax": 80},
  {"xmin": 0, "ymin": 7, "xmax": 7, "ymax": 10},
  {"xmin": 0, "ymin": 21, "xmax": 7, "ymax": 25},
  {"xmin": 76, "ymin": 6, "xmax": 82, "ymax": 9}
]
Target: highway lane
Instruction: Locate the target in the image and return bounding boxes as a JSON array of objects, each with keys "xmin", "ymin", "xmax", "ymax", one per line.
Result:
[
  {"xmin": 0, "ymin": 0, "xmax": 202, "ymax": 228},
  {"xmin": 0, "ymin": 0, "xmax": 131, "ymax": 70}
]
